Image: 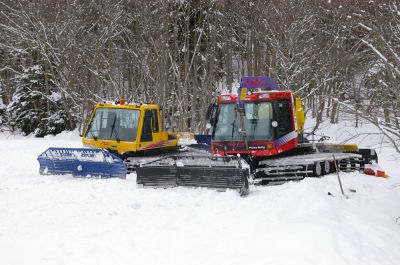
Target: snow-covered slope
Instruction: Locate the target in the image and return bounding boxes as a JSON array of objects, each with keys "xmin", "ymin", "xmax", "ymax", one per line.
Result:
[{"xmin": 0, "ymin": 124, "xmax": 399, "ymax": 265}]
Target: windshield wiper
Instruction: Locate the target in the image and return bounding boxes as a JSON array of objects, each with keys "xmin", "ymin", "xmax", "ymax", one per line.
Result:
[
  {"xmin": 110, "ymin": 115, "xmax": 121, "ymax": 143},
  {"xmin": 251, "ymin": 120, "xmax": 258, "ymax": 139},
  {"xmin": 231, "ymin": 107, "xmax": 238, "ymax": 139}
]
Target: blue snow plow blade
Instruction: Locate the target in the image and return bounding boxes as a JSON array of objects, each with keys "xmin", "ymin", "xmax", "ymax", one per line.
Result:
[{"xmin": 37, "ymin": 147, "xmax": 127, "ymax": 179}]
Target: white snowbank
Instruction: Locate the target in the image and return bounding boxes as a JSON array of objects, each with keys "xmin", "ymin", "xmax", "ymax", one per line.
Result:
[{"xmin": 0, "ymin": 123, "xmax": 399, "ymax": 265}]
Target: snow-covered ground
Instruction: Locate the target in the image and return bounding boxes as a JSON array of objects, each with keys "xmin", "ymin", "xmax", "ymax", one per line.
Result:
[{"xmin": 0, "ymin": 120, "xmax": 399, "ymax": 265}]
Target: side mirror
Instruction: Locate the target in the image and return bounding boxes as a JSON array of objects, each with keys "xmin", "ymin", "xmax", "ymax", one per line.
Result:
[
  {"xmin": 206, "ymin": 103, "xmax": 216, "ymax": 121},
  {"xmin": 79, "ymin": 126, "xmax": 84, "ymax": 137}
]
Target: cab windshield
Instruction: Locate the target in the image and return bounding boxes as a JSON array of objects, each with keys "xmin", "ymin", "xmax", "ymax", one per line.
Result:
[
  {"xmin": 213, "ymin": 102, "xmax": 273, "ymax": 141},
  {"xmin": 85, "ymin": 108, "xmax": 140, "ymax": 142}
]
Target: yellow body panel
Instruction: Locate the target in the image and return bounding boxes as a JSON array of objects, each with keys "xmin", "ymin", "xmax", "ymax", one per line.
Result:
[
  {"xmin": 82, "ymin": 102, "xmax": 178, "ymax": 155},
  {"xmin": 295, "ymin": 96, "xmax": 305, "ymax": 133},
  {"xmin": 339, "ymin": 144, "xmax": 359, "ymax": 152},
  {"xmin": 316, "ymin": 143, "xmax": 359, "ymax": 153},
  {"xmin": 171, "ymin": 132, "xmax": 195, "ymax": 140}
]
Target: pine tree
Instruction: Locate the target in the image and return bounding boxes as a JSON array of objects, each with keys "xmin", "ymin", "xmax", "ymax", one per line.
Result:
[{"xmin": 7, "ymin": 65, "xmax": 75, "ymax": 136}]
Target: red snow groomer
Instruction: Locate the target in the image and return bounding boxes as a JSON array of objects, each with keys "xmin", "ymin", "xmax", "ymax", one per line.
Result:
[
  {"xmin": 135, "ymin": 76, "xmax": 378, "ymax": 193},
  {"xmin": 206, "ymin": 77, "xmax": 378, "ymax": 184}
]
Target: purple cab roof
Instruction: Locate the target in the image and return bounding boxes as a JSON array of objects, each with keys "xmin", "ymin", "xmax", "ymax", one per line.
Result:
[{"xmin": 240, "ymin": 76, "xmax": 279, "ymax": 90}]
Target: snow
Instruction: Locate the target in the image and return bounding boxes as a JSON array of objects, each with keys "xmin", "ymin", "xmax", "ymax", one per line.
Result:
[
  {"xmin": 49, "ymin": 91, "xmax": 62, "ymax": 101},
  {"xmin": 0, "ymin": 123, "xmax": 400, "ymax": 265},
  {"xmin": 39, "ymin": 148, "xmax": 116, "ymax": 163}
]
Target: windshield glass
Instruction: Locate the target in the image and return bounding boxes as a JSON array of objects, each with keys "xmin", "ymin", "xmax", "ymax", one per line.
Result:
[
  {"xmin": 85, "ymin": 108, "xmax": 140, "ymax": 142},
  {"xmin": 213, "ymin": 102, "xmax": 273, "ymax": 141}
]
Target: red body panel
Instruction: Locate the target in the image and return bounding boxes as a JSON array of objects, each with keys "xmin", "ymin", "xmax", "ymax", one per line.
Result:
[
  {"xmin": 217, "ymin": 91, "xmax": 293, "ymax": 104},
  {"xmin": 212, "ymin": 138, "xmax": 298, "ymax": 157},
  {"xmin": 212, "ymin": 90, "xmax": 298, "ymax": 158}
]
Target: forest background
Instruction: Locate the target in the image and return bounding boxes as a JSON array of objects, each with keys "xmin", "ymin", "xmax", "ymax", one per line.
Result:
[{"xmin": 0, "ymin": 0, "xmax": 399, "ymax": 152}]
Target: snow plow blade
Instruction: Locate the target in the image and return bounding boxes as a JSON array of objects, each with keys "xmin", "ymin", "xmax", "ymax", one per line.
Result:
[
  {"xmin": 37, "ymin": 147, "xmax": 127, "ymax": 178},
  {"xmin": 136, "ymin": 155, "xmax": 249, "ymax": 196}
]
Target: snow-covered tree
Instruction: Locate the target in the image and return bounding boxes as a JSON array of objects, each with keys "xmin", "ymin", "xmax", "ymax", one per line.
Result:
[
  {"xmin": 0, "ymin": 0, "xmax": 399, "ymax": 144},
  {"xmin": 7, "ymin": 65, "xmax": 75, "ymax": 136},
  {"xmin": 0, "ymin": 78, "xmax": 6, "ymax": 128}
]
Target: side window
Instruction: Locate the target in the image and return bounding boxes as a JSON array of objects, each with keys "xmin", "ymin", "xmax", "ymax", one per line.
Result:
[
  {"xmin": 140, "ymin": 110, "xmax": 153, "ymax": 142},
  {"xmin": 152, "ymin": 109, "xmax": 159, "ymax": 132},
  {"xmin": 275, "ymin": 100, "xmax": 293, "ymax": 138}
]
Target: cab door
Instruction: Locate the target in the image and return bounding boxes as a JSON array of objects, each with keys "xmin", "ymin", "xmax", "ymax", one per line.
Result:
[
  {"xmin": 274, "ymin": 100, "xmax": 293, "ymax": 138},
  {"xmin": 149, "ymin": 108, "xmax": 161, "ymax": 143},
  {"xmin": 139, "ymin": 108, "xmax": 162, "ymax": 150}
]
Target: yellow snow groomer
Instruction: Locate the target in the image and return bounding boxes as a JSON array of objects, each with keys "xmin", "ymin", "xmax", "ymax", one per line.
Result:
[{"xmin": 82, "ymin": 100, "xmax": 179, "ymax": 157}]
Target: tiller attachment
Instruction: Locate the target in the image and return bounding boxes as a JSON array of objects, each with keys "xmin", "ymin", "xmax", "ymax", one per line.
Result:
[
  {"xmin": 37, "ymin": 147, "xmax": 127, "ymax": 178},
  {"xmin": 136, "ymin": 155, "xmax": 249, "ymax": 196}
]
